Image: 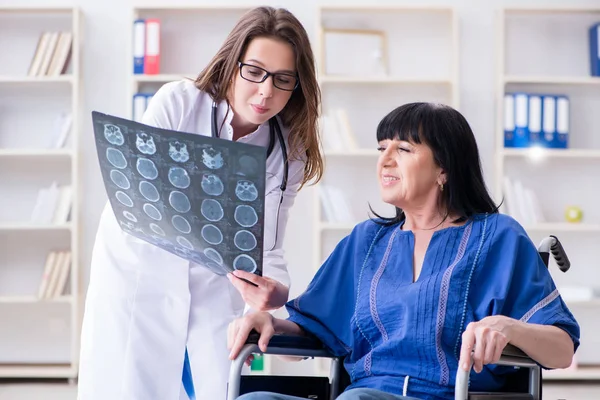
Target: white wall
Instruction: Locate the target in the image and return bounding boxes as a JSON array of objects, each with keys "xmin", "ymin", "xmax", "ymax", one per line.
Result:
[{"xmin": 2, "ymin": 0, "xmax": 599, "ymax": 370}]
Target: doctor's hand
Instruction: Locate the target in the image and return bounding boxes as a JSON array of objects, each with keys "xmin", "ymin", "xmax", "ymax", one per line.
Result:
[
  {"xmin": 227, "ymin": 311, "xmax": 275, "ymax": 362},
  {"xmin": 227, "ymin": 270, "xmax": 289, "ymax": 311},
  {"xmin": 459, "ymin": 315, "xmax": 515, "ymax": 373}
]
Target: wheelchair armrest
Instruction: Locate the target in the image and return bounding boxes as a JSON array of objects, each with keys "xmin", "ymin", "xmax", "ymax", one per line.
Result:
[
  {"xmin": 455, "ymin": 345, "xmax": 541, "ymax": 400},
  {"xmin": 228, "ymin": 333, "xmax": 338, "ymax": 400},
  {"xmin": 245, "ymin": 330, "xmax": 327, "ymax": 351}
]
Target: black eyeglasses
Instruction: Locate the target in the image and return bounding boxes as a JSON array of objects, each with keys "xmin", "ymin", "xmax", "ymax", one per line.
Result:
[{"xmin": 237, "ymin": 61, "xmax": 299, "ymax": 91}]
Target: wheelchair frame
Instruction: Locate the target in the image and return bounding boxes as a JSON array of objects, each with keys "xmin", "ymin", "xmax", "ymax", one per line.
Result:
[{"xmin": 226, "ymin": 235, "xmax": 570, "ymax": 400}]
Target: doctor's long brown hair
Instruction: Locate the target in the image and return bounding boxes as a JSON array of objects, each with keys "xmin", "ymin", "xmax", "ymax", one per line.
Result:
[{"xmin": 195, "ymin": 6, "xmax": 323, "ymax": 186}]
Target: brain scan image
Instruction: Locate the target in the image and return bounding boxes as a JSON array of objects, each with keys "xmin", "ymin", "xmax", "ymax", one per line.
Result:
[
  {"xmin": 201, "ymin": 148, "xmax": 224, "ymax": 170},
  {"xmin": 150, "ymin": 223, "xmax": 165, "ymax": 236},
  {"xmin": 204, "ymin": 248, "xmax": 223, "ymax": 265},
  {"xmin": 168, "ymin": 167, "xmax": 190, "ymax": 189},
  {"xmin": 143, "ymin": 203, "xmax": 162, "ymax": 221},
  {"xmin": 110, "ymin": 170, "xmax": 130, "ymax": 190},
  {"xmin": 235, "ymin": 180, "xmax": 258, "ymax": 202},
  {"xmin": 106, "ymin": 148, "xmax": 127, "ymax": 169},
  {"xmin": 104, "ymin": 124, "xmax": 124, "ymax": 146},
  {"xmin": 234, "ymin": 205, "xmax": 258, "ymax": 227},
  {"xmin": 139, "ymin": 181, "xmax": 160, "ymax": 202},
  {"xmin": 200, "ymin": 174, "xmax": 224, "ymax": 196},
  {"xmin": 123, "ymin": 211, "xmax": 137, "ymax": 222},
  {"xmin": 201, "ymin": 224, "xmax": 223, "ymax": 245},
  {"xmin": 238, "ymin": 155, "xmax": 259, "ymax": 176},
  {"xmin": 119, "ymin": 220, "xmax": 135, "ymax": 231},
  {"xmin": 169, "ymin": 191, "xmax": 191, "ymax": 213},
  {"xmin": 135, "ymin": 132, "xmax": 157, "ymax": 155},
  {"xmin": 200, "ymin": 199, "xmax": 224, "ymax": 222},
  {"xmin": 172, "ymin": 215, "xmax": 191, "ymax": 234},
  {"xmin": 168, "ymin": 141, "xmax": 190, "ymax": 163},
  {"xmin": 234, "ymin": 230, "xmax": 257, "ymax": 251},
  {"xmin": 176, "ymin": 236, "xmax": 194, "ymax": 250},
  {"xmin": 115, "ymin": 191, "xmax": 133, "ymax": 207},
  {"xmin": 136, "ymin": 158, "xmax": 159, "ymax": 180},
  {"xmin": 233, "ymin": 254, "xmax": 257, "ymax": 273}
]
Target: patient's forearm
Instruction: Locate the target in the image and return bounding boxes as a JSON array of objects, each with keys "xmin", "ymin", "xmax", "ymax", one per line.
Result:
[
  {"xmin": 509, "ymin": 321, "xmax": 575, "ymax": 369},
  {"xmin": 273, "ymin": 318, "xmax": 305, "ymax": 336}
]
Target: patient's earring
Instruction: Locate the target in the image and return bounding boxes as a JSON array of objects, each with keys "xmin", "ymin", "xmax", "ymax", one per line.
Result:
[{"xmin": 439, "ymin": 182, "xmax": 444, "ymax": 192}]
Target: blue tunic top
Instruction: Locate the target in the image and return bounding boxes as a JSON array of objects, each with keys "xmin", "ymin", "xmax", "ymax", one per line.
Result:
[{"xmin": 286, "ymin": 213, "xmax": 580, "ymax": 400}]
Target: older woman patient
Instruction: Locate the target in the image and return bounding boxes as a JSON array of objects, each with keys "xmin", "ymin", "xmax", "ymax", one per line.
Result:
[{"xmin": 228, "ymin": 103, "xmax": 580, "ymax": 400}]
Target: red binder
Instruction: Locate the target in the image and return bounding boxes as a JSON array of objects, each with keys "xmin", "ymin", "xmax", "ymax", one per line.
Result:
[{"xmin": 144, "ymin": 18, "xmax": 160, "ymax": 75}]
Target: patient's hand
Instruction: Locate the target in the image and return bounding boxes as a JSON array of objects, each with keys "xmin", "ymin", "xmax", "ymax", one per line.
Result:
[
  {"xmin": 459, "ymin": 315, "xmax": 514, "ymax": 373},
  {"xmin": 227, "ymin": 312, "xmax": 275, "ymax": 361}
]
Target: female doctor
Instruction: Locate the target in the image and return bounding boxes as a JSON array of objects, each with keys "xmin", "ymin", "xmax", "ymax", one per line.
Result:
[{"xmin": 77, "ymin": 6, "xmax": 322, "ymax": 400}]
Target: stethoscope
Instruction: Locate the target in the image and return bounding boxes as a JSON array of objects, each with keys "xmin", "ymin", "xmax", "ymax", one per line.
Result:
[
  {"xmin": 211, "ymin": 101, "xmax": 288, "ymax": 193},
  {"xmin": 181, "ymin": 102, "xmax": 290, "ymax": 400}
]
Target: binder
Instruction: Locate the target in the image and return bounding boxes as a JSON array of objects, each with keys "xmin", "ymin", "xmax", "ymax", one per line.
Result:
[
  {"xmin": 132, "ymin": 93, "xmax": 147, "ymax": 122},
  {"xmin": 555, "ymin": 96, "xmax": 569, "ymax": 149},
  {"xmin": 513, "ymin": 93, "xmax": 529, "ymax": 148},
  {"xmin": 503, "ymin": 94, "xmax": 515, "ymax": 148},
  {"xmin": 542, "ymin": 95, "xmax": 556, "ymax": 148},
  {"xmin": 527, "ymin": 95, "xmax": 542, "ymax": 147},
  {"xmin": 590, "ymin": 23, "xmax": 600, "ymax": 77},
  {"xmin": 133, "ymin": 19, "xmax": 145, "ymax": 74},
  {"xmin": 144, "ymin": 19, "xmax": 160, "ymax": 75}
]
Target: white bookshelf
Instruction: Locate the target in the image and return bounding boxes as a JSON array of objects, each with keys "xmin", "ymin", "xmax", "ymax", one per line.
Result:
[
  {"xmin": 495, "ymin": 7, "xmax": 600, "ymax": 379},
  {"xmin": 0, "ymin": 7, "xmax": 81, "ymax": 380},
  {"xmin": 312, "ymin": 5, "xmax": 459, "ymax": 375}
]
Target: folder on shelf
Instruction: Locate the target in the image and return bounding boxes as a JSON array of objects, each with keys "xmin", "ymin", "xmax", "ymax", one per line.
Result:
[
  {"xmin": 503, "ymin": 93, "xmax": 515, "ymax": 148},
  {"xmin": 555, "ymin": 96, "xmax": 569, "ymax": 149},
  {"xmin": 542, "ymin": 95, "xmax": 556, "ymax": 148},
  {"xmin": 133, "ymin": 19, "xmax": 146, "ymax": 74},
  {"xmin": 37, "ymin": 32, "xmax": 60, "ymax": 77},
  {"xmin": 132, "ymin": 93, "xmax": 148, "ymax": 122},
  {"xmin": 37, "ymin": 252, "xmax": 58, "ymax": 298},
  {"xmin": 47, "ymin": 31, "xmax": 73, "ymax": 76},
  {"xmin": 513, "ymin": 93, "xmax": 529, "ymax": 148},
  {"xmin": 589, "ymin": 22, "xmax": 600, "ymax": 77},
  {"xmin": 28, "ymin": 32, "xmax": 50, "ymax": 76},
  {"xmin": 527, "ymin": 95, "xmax": 542, "ymax": 147},
  {"xmin": 144, "ymin": 19, "xmax": 160, "ymax": 75}
]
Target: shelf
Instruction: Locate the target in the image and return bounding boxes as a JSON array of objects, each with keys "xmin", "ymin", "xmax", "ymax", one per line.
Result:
[
  {"xmin": 544, "ymin": 367, "xmax": 600, "ymax": 381},
  {"xmin": 0, "ymin": 364, "xmax": 75, "ymax": 378},
  {"xmin": 501, "ymin": 148, "xmax": 600, "ymax": 159},
  {"xmin": 523, "ymin": 223, "xmax": 600, "ymax": 233},
  {"xmin": 319, "ymin": 76, "xmax": 452, "ymax": 85},
  {"xmin": 0, "ymin": 223, "xmax": 73, "ymax": 232},
  {"xmin": 324, "ymin": 149, "xmax": 379, "ymax": 157},
  {"xmin": 319, "ymin": 222, "xmax": 356, "ymax": 231},
  {"xmin": 133, "ymin": 74, "xmax": 195, "ymax": 83},
  {"xmin": 0, "ymin": 149, "xmax": 73, "ymax": 157},
  {"xmin": 0, "ymin": 75, "xmax": 74, "ymax": 84},
  {"xmin": 504, "ymin": 7, "xmax": 600, "ymax": 14},
  {"xmin": 504, "ymin": 76, "xmax": 600, "ymax": 85},
  {"xmin": 0, "ymin": 7, "xmax": 75, "ymax": 13},
  {"xmin": 0, "ymin": 296, "xmax": 72, "ymax": 304}
]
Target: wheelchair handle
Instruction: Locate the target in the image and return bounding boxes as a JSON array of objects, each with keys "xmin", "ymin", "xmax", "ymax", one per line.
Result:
[{"xmin": 538, "ymin": 235, "xmax": 570, "ymax": 272}]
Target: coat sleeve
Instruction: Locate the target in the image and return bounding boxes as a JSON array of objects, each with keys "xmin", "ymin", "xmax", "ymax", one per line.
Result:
[{"xmin": 471, "ymin": 217, "xmax": 580, "ymax": 355}]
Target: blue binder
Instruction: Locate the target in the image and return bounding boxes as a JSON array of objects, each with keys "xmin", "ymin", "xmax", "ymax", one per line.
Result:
[
  {"xmin": 133, "ymin": 19, "xmax": 146, "ymax": 74},
  {"xmin": 504, "ymin": 93, "xmax": 515, "ymax": 148},
  {"xmin": 541, "ymin": 95, "xmax": 556, "ymax": 148},
  {"xmin": 513, "ymin": 93, "xmax": 529, "ymax": 148},
  {"xmin": 555, "ymin": 96, "xmax": 569, "ymax": 149},
  {"xmin": 527, "ymin": 95, "xmax": 542, "ymax": 147},
  {"xmin": 590, "ymin": 23, "xmax": 600, "ymax": 77}
]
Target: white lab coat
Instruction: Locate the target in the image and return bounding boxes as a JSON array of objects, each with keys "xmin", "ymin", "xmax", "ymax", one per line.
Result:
[{"xmin": 78, "ymin": 80, "xmax": 304, "ymax": 399}]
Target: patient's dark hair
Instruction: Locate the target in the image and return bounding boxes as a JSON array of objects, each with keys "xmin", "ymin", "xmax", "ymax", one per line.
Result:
[{"xmin": 371, "ymin": 102, "xmax": 499, "ymax": 226}]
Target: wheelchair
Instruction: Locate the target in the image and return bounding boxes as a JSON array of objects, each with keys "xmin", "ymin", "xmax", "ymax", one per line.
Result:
[{"xmin": 226, "ymin": 235, "xmax": 571, "ymax": 400}]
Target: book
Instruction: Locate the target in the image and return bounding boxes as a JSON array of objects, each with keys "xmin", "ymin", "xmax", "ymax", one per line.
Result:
[{"xmin": 91, "ymin": 111, "xmax": 267, "ymax": 276}]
